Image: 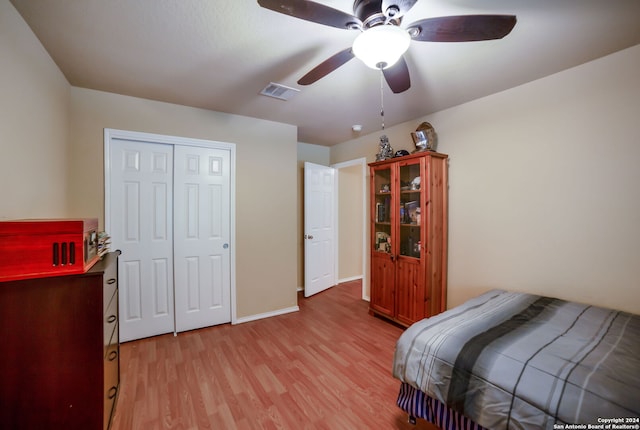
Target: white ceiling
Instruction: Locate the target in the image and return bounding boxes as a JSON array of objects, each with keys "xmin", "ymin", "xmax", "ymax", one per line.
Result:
[{"xmin": 9, "ymin": 0, "xmax": 640, "ymax": 146}]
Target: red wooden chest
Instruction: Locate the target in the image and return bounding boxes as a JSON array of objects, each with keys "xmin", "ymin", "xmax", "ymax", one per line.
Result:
[{"xmin": 0, "ymin": 218, "xmax": 99, "ymax": 282}]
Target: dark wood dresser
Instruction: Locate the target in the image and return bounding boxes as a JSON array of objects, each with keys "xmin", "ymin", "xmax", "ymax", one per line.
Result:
[{"xmin": 0, "ymin": 251, "xmax": 120, "ymax": 430}]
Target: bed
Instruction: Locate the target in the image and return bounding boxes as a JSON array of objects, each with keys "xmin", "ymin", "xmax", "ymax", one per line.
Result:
[{"xmin": 392, "ymin": 289, "xmax": 640, "ymax": 429}]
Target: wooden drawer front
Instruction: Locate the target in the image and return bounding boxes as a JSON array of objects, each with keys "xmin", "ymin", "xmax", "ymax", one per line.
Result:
[
  {"xmin": 104, "ymin": 342, "xmax": 119, "ymax": 430},
  {"xmin": 104, "ymin": 296, "xmax": 118, "ymax": 355},
  {"xmin": 103, "ymin": 276, "xmax": 117, "ymax": 315}
]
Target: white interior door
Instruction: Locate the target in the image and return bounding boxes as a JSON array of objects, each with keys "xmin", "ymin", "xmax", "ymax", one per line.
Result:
[
  {"xmin": 304, "ymin": 162, "xmax": 336, "ymax": 297},
  {"xmin": 109, "ymin": 139, "xmax": 175, "ymax": 342},
  {"xmin": 173, "ymin": 145, "xmax": 231, "ymax": 332}
]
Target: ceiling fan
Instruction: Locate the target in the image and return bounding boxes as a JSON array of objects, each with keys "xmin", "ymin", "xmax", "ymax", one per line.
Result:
[{"xmin": 257, "ymin": 0, "xmax": 516, "ymax": 93}]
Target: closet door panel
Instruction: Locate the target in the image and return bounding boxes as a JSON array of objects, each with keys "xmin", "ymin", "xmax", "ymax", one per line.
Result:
[
  {"xmin": 174, "ymin": 145, "xmax": 231, "ymax": 333},
  {"xmin": 109, "ymin": 140, "xmax": 175, "ymax": 342}
]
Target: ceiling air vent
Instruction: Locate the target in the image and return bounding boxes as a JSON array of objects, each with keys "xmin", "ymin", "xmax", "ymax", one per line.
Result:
[{"xmin": 260, "ymin": 82, "xmax": 300, "ymax": 101}]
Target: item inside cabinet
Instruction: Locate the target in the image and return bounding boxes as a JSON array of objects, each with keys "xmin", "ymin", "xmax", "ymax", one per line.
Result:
[
  {"xmin": 401, "ymin": 227, "xmax": 421, "ymax": 257},
  {"xmin": 375, "ymin": 231, "xmax": 391, "ymax": 253},
  {"xmin": 404, "ymin": 201, "xmax": 419, "ymax": 224}
]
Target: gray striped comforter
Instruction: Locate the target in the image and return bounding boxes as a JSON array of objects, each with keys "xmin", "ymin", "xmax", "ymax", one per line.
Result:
[{"xmin": 393, "ymin": 290, "xmax": 640, "ymax": 429}]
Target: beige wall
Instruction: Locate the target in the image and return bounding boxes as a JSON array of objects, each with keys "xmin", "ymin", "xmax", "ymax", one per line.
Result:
[
  {"xmin": 332, "ymin": 44, "xmax": 640, "ymax": 314},
  {"xmin": 68, "ymin": 88, "xmax": 298, "ymax": 319},
  {"xmin": 0, "ymin": 0, "xmax": 70, "ymax": 219},
  {"xmin": 337, "ymin": 164, "xmax": 364, "ymax": 282}
]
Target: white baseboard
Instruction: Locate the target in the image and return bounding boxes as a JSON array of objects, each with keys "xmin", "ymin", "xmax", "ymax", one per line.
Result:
[
  {"xmin": 337, "ymin": 275, "xmax": 363, "ymax": 284},
  {"xmin": 298, "ymin": 275, "xmax": 362, "ymax": 293},
  {"xmin": 233, "ymin": 305, "xmax": 300, "ymax": 325}
]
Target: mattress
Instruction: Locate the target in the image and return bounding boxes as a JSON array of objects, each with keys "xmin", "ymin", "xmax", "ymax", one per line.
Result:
[{"xmin": 393, "ymin": 289, "xmax": 640, "ymax": 429}]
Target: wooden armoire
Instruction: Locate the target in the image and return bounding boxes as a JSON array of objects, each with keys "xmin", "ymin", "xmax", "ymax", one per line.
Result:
[{"xmin": 369, "ymin": 151, "xmax": 448, "ymax": 326}]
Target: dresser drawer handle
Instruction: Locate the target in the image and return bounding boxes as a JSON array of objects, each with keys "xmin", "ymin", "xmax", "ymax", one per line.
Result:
[
  {"xmin": 107, "ymin": 386, "xmax": 118, "ymax": 400},
  {"xmin": 107, "ymin": 278, "xmax": 116, "ymax": 284},
  {"xmin": 107, "ymin": 315, "xmax": 117, "ymax": 324},
  {"xmin": 108, "ymin": 350, "xmax": 118, "ymax": 361}
]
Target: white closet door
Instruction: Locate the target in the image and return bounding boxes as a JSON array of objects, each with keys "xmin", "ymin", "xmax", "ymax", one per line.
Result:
[
  {"xmin": 109, "ymin": 140, "xmax": 175, "ymax": 342},
  {"xmin": 173, "ymin": 145, "xmax": 231, "ymax": 332}
]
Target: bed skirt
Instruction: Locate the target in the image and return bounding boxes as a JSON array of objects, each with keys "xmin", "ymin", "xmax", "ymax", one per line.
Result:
[{"xmin": 396, "ymin": 382, "xmax": 486, "ymax": 430}]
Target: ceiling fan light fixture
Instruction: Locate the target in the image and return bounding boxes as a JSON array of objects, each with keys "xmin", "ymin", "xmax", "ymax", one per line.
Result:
[{"xmin": 352, "ymin": 25, "xmax": 411, "ymax": 70}]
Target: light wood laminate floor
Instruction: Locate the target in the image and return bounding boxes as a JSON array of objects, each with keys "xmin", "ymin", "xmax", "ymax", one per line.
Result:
[{"xmin": 111, "ymin": 280, "xmax": 437, "ymax": 430}]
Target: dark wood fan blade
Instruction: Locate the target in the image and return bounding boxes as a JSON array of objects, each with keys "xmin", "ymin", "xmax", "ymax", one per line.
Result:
[
  {"xmin": 298, "ymin": 47, "xmax": 355, "ymax": 85},
  {"xmin": 406, "ymin": 15, "xmax": 517, "ymax": 42},
  {"xmin": 383, "ymin": 56, "xmax": 411, "ymax": 93},
  {"xmin": 381, "ymin": 0, "xmax": 418, "ymax": 19},
  {"xmin": 258, "ymin": 0, "xmax": 362, "ymax": 30}
]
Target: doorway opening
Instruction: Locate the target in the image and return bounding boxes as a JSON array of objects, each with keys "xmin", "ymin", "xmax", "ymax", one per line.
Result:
[{"xmin": 334, "ymin": 158, "xmax": 368, "ymax": 301}]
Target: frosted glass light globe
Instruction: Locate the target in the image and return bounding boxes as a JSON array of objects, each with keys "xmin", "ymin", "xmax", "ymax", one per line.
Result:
[{"xmin": 352, "ymin": 25, "xmax": 411, "ymax": 70}]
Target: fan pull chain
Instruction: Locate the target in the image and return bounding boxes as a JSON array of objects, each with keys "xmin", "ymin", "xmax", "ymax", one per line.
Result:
[
  {"xmin": 376, "ymin": 67, "xmax": 392, "ymax": 161},
  {"xmin": 379, "ymin": 67, "xmax": 385, "ymax": 131}
]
